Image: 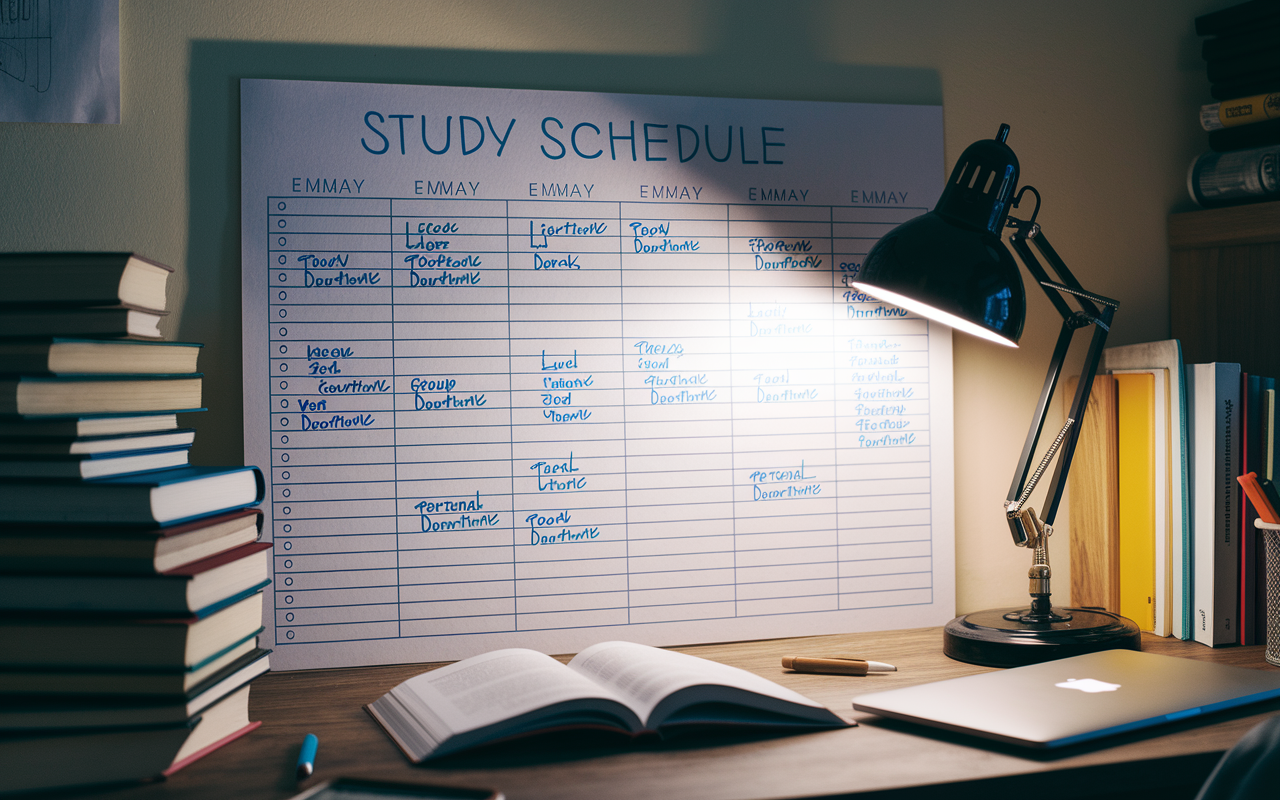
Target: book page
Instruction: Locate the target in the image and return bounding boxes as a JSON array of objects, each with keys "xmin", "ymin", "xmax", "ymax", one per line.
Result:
[
  {"xmin": 241, "ymin": 78, "xmax": 956, "ymax": 669},
  {"xmin": 394, "ymin": 648, "xmax": 627, "ymax": 735},
  {"xmin": 568, "ymin": 640, "xmax": 821, "ymax": 723}
]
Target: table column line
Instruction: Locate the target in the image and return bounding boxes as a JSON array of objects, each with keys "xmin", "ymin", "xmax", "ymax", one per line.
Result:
[
  {"xmin": 390, "ymin": 199, "xmax": 401, "ymax": 638},
  {"xmin": 830, "ymin": 205, "xmax": 840, "ymax": 524},
  {"xmin": 725, "ymin": 202, "xmax": 739, "ymax": 616},
  {"xmin": 505, "ymin": 199, "xmax": 519, "ymax": 631},
  {"xmin": 618, "ymin": 201, "xmax": 631, "ymax": 624}
]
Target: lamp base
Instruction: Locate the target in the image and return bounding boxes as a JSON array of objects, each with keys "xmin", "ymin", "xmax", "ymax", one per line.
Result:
[{"xmin": 943, "ymin": 606, "xmax": 1141, "ymax": 668}]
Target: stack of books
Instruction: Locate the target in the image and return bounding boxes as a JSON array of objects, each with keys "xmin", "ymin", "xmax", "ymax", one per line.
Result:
[
  {"xmin": 1068, "ymin": 339, "xmax": 1279, "ymax": 649},
  {"xmin": 1187, "ymin": 0, "xmax": 1280, "ymax": 207},
  {"xmin": 0, "ymin": 253, "xmax": 269, "ymax": 795}
]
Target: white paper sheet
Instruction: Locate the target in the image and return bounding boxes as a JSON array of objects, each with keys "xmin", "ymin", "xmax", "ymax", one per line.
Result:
[
  {"xmin": 240, "ymin": 78, "xmax": 955, "ymax": 670},
  {"xmin": 0, "ymin": 0, "xmax": 119, "ymax": 124}
]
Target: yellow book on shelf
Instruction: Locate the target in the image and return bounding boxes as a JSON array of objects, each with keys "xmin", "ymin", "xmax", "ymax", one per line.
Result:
[{"xmin": 1116, "ymin": 372, "xmax": 1156, "ymax": 631}]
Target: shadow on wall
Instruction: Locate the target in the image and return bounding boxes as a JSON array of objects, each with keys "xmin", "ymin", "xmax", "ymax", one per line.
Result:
[{"xmin": 183, "ymin": 29, "xmax": 940, "ymax": 465}]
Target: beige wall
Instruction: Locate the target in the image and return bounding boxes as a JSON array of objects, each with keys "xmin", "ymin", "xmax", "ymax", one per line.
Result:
[{"xmin": 0, "ymin": 0, "xmax": 1232, "ymax": 614}]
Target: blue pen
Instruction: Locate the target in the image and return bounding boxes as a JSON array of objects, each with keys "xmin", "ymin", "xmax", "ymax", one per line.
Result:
[{"xmin": 296, "ymin": 733, "xmax": 318, "ymax": 780}]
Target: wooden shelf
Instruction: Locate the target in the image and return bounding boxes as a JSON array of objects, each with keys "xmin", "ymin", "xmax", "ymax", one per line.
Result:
[
  {"xmin": 1169, "ymin": 200, "xmax": 1280, "ymax": 249},
  {"xmin": 1168, "ymin": 201, "xmax": 1280, "ymax": 377}
]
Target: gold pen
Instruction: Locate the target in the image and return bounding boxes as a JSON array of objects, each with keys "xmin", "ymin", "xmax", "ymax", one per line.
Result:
[{"xmin": 781, "ymin": 656, "xmax": 897, "ymax": 676}]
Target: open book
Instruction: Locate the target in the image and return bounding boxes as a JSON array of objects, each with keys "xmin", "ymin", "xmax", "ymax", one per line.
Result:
[{"xmin": 367, "ymin": 640, "xmax": 849, "ymax": 761}]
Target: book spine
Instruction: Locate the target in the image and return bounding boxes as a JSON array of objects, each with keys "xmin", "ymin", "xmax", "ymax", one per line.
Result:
[
  {"xmin": 1191, "ymin": 364, "xmax": 1241, "ymax": 646},
  {"xmin": 1116, "ymin": 374, "xmax": 1156, "ymax": 631},
  {"xmin": 1200, "ymin": 93, "xmax": 1280, "ymax": 131},
  {"xmin": 1196, "ymin": 0, "xmax": 1280, "ymax": 36},
  {"xmin": 1241, "ymin": 374, "xmax": 1257, "ymax": 645},
  {"xmin": 1207, "ymin": 51, "xmax": 1280, "ymax": 85},
  {"xmin": 1209, "ymin": 117, "xmax": 1280, "ymax": 153},
  {"xmin": 1187, "ymin": 146, "xmax": 1280, "ymax": 207},
  {"xmin": 1176, "ymin": 346, "xmax": 1193, "ymax": 640},
  {"xmin": 1214, "ymin": 364, "xmax": 1241, "ymax": 645}
]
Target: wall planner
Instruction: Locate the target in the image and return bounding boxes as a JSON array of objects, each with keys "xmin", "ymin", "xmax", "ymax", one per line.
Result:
[{"xmin": 241, "ymin": 78, "xmax": 954, "ymax": 670}]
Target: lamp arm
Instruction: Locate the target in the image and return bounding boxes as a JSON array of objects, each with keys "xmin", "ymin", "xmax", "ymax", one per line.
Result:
[{"xmin": 1002, "ymin": 225, "xmax": 1118, "ymax": 545}]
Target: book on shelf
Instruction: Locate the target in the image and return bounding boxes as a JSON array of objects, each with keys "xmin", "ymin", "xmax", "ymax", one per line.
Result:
[
  {"xmin": 0, "ymin": 252, "xmax": 170, "ymax": 312},
  {"xmin": 0, "ymin": 644, "xmax": 270, "ymax": 698},
  {"xmin": 1114, "ymin": 371, "xmax": 1166, "ymax": 635},
  {"xmin": 0, "ymin": 685, "xmax": 259, "ymax": 795},
  {"xmin": 0, "ymin": 446, "xmax": 190, "ymax": 479},
  {"xmin": 1187, "ymin": 362, "xmax": 1242, "ymax": 646},
  {"xmin": 1206, "ymin": 50, "xmax": 1280, "ymax": 85},
  {"xmin": 1186, "ymin": 145, "xmax": 1280, "ymax": 208},
  {"xmin": 1212, "ymin": 72, "xmax": 1280, "ymax": 101},
  {"xmin": 1202, "ymin": 25, "xmax": 1280, "ymax": 62},
  {"xmin": 1102, "ymin": 341, "xmax": 1190, "ymax": 639},
  {"xmin": 1066, "ymin": 374, "xmax": 1120, "ymax": 613},
  {"xmin": 0, "ymin": 507, "xmax": 262, "ymax": 575},
  {"xmin": 1196, "ymin": 0, "xmax": 1280, "ymax": 37},
  {"xmin": 0, "ymin": 541, "xmax": 272, "ymax": 615},
  {"xmin": 1240, "ymin": 375, "xmax": 1262, "ymax": 645},
  {"xmin": 0, "ymin": 591, "xmax": 264, "ymax": 670},
  {"xmin": 0, "ymin": 427, "xmax": 196, "ymax": 457},
  {"xmin": 367, "ymin": 640, "xmax": 849, "ymax": 762},
  {"xmin": 1209, "ymin": 116, "xmax": 1280, "ymax": 152},
  {"xmin": 0, "ymin": 307, "xmax": 166, "ymax": 339},
  {"xmin": 0, "ymin": 464, "xmax": 265, "ymax": 525},
  {"xmin": 0, "ymin": 413, "xmax": 184, "ymax": 439},
  {"xmin": 1200, "ymin": 92, "xmax": 1280, "ymax": 131},
  {"xmin": 0, "ymin": 339, "xmax": 201, "ymax": 375},
  {"xmin": 0, "ymin": 374, "xmax": 202, "ymax": 417}
]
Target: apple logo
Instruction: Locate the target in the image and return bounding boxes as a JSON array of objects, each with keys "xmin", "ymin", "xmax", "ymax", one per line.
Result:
[{"xmin": 1055, "ymin": 678, "xmax": 1121, "ymax": 693}]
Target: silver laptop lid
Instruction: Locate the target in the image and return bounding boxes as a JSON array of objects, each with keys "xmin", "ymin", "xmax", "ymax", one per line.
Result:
[{"xmin": 852, "ymin": 649, "xmax": 1280, "ymax": 748}]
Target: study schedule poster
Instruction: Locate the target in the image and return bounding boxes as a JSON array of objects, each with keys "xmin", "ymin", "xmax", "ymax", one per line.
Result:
[{"xmin": 241, "ymin": 78, "xmax": 954, "ymax": 670}]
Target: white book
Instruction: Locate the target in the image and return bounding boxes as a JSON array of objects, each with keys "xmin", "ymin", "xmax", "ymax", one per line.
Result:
[
  {"xmin": 1187, "ymin": 362, "xmax": 1241, "ymax": 646},
  {"xmin": 366, "ymin": 640, "xmax": 847, "ymax": 762}
]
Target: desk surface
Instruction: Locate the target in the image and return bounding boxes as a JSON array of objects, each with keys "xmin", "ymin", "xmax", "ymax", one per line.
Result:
[{"xmin": 99, "ymin": 628, "xmax": 1279, "ymax": 800}]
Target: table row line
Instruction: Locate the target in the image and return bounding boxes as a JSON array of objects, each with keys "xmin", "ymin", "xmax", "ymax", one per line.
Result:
[
  {"xmin": 272, "ymin": 585, "xmax": 934, "ymax": 644},
  {"xmin": 268, "ymin": 269, "xmax": 867, "ymax": 290},
  {"xmin": 273, "ymin": 537, "xmax": 928, "ymax": 569},
  {"xmin": 270, "ymin": 491, "xmax": 931, "ymax": 522},
  {"xmin": 265, "ymin": 417, "xmax": 933, "ymax": 448},
  {"xmin": 271, "ymin": 523, "xmax": 931, "ymax": 552},
  {"xmin": 267, "ymin": 455, "xmax": 928, "ymax": 479},
  {"xmin": 266, "ymin": 196, "xmax": 919, "ymax": 221},
  {"xmin": 271, "ymin": 506, "xmax": 933, "ymax": 537}
]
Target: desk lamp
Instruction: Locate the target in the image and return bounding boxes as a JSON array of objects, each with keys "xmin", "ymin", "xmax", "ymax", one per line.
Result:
[{"xmin": 853, "ymin": 124, "xmax": 1140, "ymax": 668}]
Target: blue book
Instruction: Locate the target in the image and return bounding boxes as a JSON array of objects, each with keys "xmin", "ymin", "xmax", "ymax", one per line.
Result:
[{"xmin": 0, "ymin": 465, "xmax": 264, "ymax": 525}]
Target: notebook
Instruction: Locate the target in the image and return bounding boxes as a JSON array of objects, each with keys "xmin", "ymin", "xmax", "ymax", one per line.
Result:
[{"xmin": 851, "ymin": 649, "xmax": 1280, "ymax": 748}]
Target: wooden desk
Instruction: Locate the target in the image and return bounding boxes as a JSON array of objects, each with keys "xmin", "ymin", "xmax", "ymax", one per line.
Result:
[{"xmin": 99, "ymin": 629, "xmax": 1279, "ymax": 800}]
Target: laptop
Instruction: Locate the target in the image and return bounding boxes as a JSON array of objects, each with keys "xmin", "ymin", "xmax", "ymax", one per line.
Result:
[{"xmin": 851, "ymin": 649, "xmax": 1280, "ymax": 749}]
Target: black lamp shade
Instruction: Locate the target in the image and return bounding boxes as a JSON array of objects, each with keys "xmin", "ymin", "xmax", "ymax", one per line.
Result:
[
  {"xmin": 854, "ymin": 128, "xmax": 1028, "ymax": 347},
  {"xmin": 856, "ymin": 212, "xmax": 1025, "ymax": 346}
]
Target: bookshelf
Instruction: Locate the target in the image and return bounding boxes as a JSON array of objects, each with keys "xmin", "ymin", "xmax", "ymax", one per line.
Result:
[{"xmin": 1169, "ymin": 200, "xmax": 1280, "ymax": 376}]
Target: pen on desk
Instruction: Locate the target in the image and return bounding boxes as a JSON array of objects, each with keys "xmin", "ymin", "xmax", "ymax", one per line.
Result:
[
  {"xmin": 782, "ymin": 656, "xmax": 896, "ymax": 676},
  {"xmin": 296, "ymin": 733, "xmax": 318, "ymax": 780}
]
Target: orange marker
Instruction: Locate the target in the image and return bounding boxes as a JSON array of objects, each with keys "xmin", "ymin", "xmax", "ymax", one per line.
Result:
[{"xmin": 1238, "ymin": 472, "xmax": 1280, "ymax": 524}]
